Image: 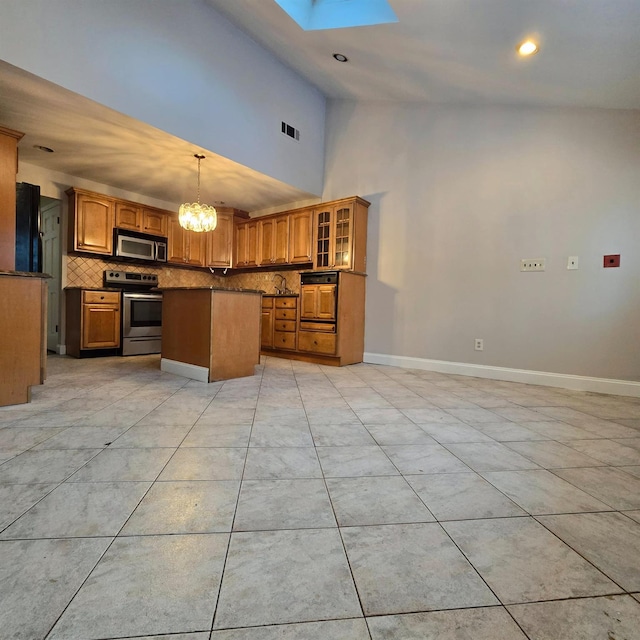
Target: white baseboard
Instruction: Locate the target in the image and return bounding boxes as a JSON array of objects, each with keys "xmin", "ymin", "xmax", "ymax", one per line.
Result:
[
  {"xmin": 363, "ymin": 352, "xmax": 640, "ymax": 398},
  {"xmin": 161, "ymin": 358, "xmax": 209, "ymax": 383}
]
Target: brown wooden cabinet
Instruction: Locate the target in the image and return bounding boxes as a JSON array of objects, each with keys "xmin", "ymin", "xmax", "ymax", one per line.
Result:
[
  {"xmin": 258, "ymin": 215, "xmax": 289, "ymax": 266},
  {"xmin": 235, "ymin": 219, "xmax": 259, "ymax": 267},
  {"xmin": 300, "ymin": 284, "xmax": 336, "ymax": 321},
  {"xmin": 67, "ymin": 189, "xmax": 115, "ymax": 256},
  {"xmin": 66, "ymin": 289, "xmax": 121, "ymax": 357},
  {"xmin": 168, "ymin": 217, "xmax": 206, "ymax": 267},
  {"xmin": 142, "ymin": 208, "xmax": 168, "ymax": 236},
  {"xmin": 261, "ymin": 295, "xmax": 298, "ymax": 351},
  {"xmin": 206, "ymin": 211, "xmax": 234, "ymax": 268},
  {"xmin": 289, "ymin": 209, "xmax": 313, "ymax": 264},
  {"xmin": 313, "ymin": 197, "xmax": 369, "ymax": 272},
  {"xmin": 0, "ymin": 126, "xmax": 24, "ymax": 270},
  {"xmin": 115, "ymin": 202, "xmax": 141, "ymax": 231}
]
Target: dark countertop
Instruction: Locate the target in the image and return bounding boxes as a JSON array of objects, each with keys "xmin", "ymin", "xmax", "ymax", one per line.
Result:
[
  {"xmin": 263, "ymin": 293, "xmax": 299, "ymax": 297},
  {"xmin": 64, "ymin": 286, "xmax": 123, "ymax": 292},
  {"xmin": 160, "ymin": 286, "xmax": 263, "ymax": 294},
  {"xmin": 0, "ymin": 270, "xmax": 51, "ymax": 279}
]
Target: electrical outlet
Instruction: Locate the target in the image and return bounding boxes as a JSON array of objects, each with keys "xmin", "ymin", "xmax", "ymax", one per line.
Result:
[
  {"xmin": 567, "ymin": 256, "xmax": 579, "ymax": 270},
  {"xmin": 475, "ymin": 338, "xmax": 484, "ymax": 351},
  {"xmin": 603, "ymin": 254, "xmax": 620, "ymax": 268},
  {"xmin": 520, "ymin": 259, "xmax": 546, "ymax": 272}
]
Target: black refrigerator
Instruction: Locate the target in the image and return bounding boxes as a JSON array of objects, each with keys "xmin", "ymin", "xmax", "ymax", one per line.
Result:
[{"xmin": 15, "ymin": 182, "xmax": 42, "ymax": 273}]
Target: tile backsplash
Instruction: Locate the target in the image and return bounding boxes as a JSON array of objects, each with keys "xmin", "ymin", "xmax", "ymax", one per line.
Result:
[{"xmin": 65, "ymin": 255, "xmax": 307, "ymax": 292}]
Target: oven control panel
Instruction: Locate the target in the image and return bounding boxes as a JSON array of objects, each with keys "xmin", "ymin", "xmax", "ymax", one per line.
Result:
[{"xmin": 104, "ymin": 270, "xmax": 158, "ymax": 287}]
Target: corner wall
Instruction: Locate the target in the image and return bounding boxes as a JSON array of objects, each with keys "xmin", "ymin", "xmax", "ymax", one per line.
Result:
[
  {"xmin": 324, "ymin": 102, "xmax": 640, "ymax": 381},
  {"xmin": 0, "ymin": 0, "xmax": 325, "ymax": 195}
]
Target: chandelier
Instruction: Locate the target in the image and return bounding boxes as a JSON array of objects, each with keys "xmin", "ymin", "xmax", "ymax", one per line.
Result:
[{"xmin": 179, "ymin": 154, "xmax": 217, "ymax": 232}]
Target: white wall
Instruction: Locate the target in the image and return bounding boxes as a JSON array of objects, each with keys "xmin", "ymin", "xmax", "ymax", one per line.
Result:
[
  {"xmin": 0, "ymin": 0, "xmax": 325, "ymax": 195},
  {"xmin": 324, "ymin": 102, "xmax": 640, "ymax": 381}
]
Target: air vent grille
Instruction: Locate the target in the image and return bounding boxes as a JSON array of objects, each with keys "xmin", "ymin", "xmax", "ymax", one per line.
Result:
[{"xmin": 281, "ymin": 121, "xmax": 300, "ymax": 141}]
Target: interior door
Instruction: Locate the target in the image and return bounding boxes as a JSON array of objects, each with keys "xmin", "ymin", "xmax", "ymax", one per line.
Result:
[{"xmin": 41, "ymin": 198, "xmax": 61, "ymax": 352}]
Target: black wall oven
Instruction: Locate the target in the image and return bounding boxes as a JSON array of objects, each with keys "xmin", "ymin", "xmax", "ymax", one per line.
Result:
[{"xmin": 104, "ymin": 270, "xmax": 162, "ymax": 356}]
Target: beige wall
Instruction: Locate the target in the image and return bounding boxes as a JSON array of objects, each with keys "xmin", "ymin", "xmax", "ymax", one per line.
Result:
[{"xmin": 324, "ymin": 102, "xmax": 640, "ymax": 381}]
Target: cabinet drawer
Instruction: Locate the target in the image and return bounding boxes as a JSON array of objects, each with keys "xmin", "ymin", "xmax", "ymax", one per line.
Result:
[
  {"xmin": 273, "ymin": 331, "xmax": 296, "ymax": 350},
  {"xmin": 298, "ymin": 331, "xmax": 336, "ymax": 355},
  {"xmin": 299, "ymin": 321, "xmax": 335, "ymax": 333},
  {"xmin": 274, "ymin": 319, "xmax": 296, "ymax": 332},
  {"xmin": 275, "ymin": 297, "xmax": 297, "ymax": 309},
  {"xmin": 82, "ymin": 291, "xmax": 120, "ymax": 305},
  {"xmin": 262, "ymin": 297, "xmax": 274, "ymax": 309},
  {"xmin": 275, "ymin": 308, "xmax": 297, "ymax": 321}
]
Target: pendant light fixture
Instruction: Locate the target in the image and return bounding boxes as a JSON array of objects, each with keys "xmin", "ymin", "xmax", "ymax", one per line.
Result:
[{"xmin": 179, "ymin": 154, "xmax": 217, "ymax": 232}]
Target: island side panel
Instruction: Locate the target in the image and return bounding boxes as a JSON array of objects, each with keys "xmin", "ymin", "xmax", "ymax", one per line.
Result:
[
  {"xmin": 162, "ymin": 289, "xmax": 212, "ymax": 369},
  {"xmin": 210, "ymin": 291, "xmax": 261, "ymax": 382},
  {"xmin": 337, "ymin": 272, "xmax": 366, "ymax": 366}
]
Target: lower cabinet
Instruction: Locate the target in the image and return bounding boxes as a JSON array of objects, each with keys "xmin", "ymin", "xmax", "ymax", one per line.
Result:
[
  {"xmin": 66, "ymin": 289, "xmax": 121, "ymax": 358},
  {"xmin": 261, "ymin": 295, "xmax": 297, "ymax": 351}
]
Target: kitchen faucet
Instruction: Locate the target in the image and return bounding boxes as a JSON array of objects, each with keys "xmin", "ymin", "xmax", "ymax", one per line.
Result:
[{"xmin": 273, "ymin": 273, "xmax": 287, "ymax": 295}]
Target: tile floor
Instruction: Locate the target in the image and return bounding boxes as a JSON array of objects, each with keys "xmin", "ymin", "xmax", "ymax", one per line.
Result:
[{"xmin": 1, "ymin": 354, "xmax": 640, "ymax": 639}]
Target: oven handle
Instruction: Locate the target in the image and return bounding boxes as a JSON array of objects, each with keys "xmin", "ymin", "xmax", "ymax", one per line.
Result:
[{"xmin": 122, "ymin": 293, "xmax": 163, "ymax": 301}]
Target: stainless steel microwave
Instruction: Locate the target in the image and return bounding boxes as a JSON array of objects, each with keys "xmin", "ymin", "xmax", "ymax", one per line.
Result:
[{"xmin": 114, "ymin": 229, "xmax": 167, "ymax": 263}]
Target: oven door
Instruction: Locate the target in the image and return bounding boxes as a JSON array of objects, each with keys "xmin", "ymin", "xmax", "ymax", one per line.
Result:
[{"xmin": 122, "ymin": 292, "xmax": 163, "ymax": 338}]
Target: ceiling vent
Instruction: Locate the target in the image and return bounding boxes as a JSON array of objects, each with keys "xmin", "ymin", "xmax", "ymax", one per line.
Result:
[{"xmin": 281, "ymin": 121, "xmax": 300, "ymax": 142}]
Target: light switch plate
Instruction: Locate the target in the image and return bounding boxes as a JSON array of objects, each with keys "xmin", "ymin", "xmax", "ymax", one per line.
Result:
[{"xmin": 567, "ymin": 256, "xmax": 579, "ymax": 270}]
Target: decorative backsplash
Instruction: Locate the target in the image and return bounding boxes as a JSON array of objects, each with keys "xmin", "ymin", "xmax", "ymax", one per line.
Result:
[
  {"xmin": 65, "ymin": 256, "xmax": 309, "ymax": 292},
  {"xmin": 65, "ymin": 255, "xmax": 224, "ymax": 288}
]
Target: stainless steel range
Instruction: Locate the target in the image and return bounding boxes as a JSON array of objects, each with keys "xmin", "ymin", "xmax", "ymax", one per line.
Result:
[{"xmin": 104, "ymin": 270, "xmax": 162, "ymax": 356}]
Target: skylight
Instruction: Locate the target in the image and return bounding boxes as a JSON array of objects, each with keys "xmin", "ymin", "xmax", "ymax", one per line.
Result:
[{"xmin": 274, "ymin": 0, "xmax": 398, "ymax": 31}]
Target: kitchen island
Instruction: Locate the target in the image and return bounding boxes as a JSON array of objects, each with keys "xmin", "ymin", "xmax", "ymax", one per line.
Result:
[{"xmin": 160, "ymin": 287, "xmax": 262, "ymax": 382}]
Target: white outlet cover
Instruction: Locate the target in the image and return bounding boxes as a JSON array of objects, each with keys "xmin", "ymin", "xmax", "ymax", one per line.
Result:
[
  {"xmin": 474, "ymin": 339, "xmax": 484, "ymax": 351},
  {"xmin": 520, "ymin": 259, "xmax": 546, "ymax": 272},
  {"xmin": 567, "ymin": 256, "xmax": 579, "ymax": 270}
]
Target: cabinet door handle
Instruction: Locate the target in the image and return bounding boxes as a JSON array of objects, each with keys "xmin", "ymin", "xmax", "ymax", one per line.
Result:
[{"xmin": 100, "ymin": 296, "xmax": 104, "ymax": 300}]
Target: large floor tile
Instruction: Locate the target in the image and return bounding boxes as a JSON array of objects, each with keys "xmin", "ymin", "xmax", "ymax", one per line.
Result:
[
  {"xmin": 159, "ymin": 447, "xmax": 246, "ymax": 481},
  {"xmin": 620, "ymin": 465, "xmax": 640, "ymax": 478},
  {"xmin": 243, "ymin": 447, "xmax": 322, "ymax": 479},
  {"xmin": 561, "ymin": 438, "xmax": 640, "ymax": 466},
  {"xmin": 505, "ymin": 440, "xmax": 605, "ymax": 469},
  {"xmin": 214, "ymin": 528, "xmax": 361, "ymax": 628},
  {"xmin": 341, "ymin": 522, "xmax": 498, "ymax": 615},
  {"xmin": 521, "ymin": 420, "xmax": 601, "ymax": 440},
  {"xmin": 537, "ymin": 512, "xmax": 640, "ymax": 591},
  {"xmin": 1, "ymin": 481, "xmax": 150, "ymax": 538},
  {"xmin": 110, "ymin": 424, "xmax": 192, "ymax": 448},
  {"xmin": 48, "ymin": 534, "xmax": 228, "ymax": 639},
  {"xmin": 407, "ymin": 472, "xmax": 526, "ymax": 521},
  {"xmin": 33, "ymin": 426, "xmax": 130, "ymax": 449},
  {"xmin": 444, "ymin": 442, "xmax": 541, "ymax": 472},
  {"xmin": 310, "ymin": 422, "xmax": 376, "ymax": 446},
  {"xmin": 481, "ymin": 469, "xmax": 611, "ymax": 515},
  {"xmin": 180, "ymin": 424, "xmax": 251, "ymax": 448},
  {"xmin": 316, "ymin": 445, "xmax": 399, "ymax": 477},
  {"xmin": 382, "ymin": 444, "xmax": 471, "ymax": 474},
  {"xmin": 0, "ymin": 426, "xmax": 67, "ymax": 449},
  {"xmin": 0, "ymin": 483, "xmax": 56, "ymax": 530},
  {"xmin": 248, "ymin": 423, "xmax": 313, "ymax": 447},
  {"xmin": 365, "ymin": 423, "xmax": 437, "ymax": 445},
  {"xmin": 69, "ymin": 447, "xmax": 176, "ymax": 482},
  {"xmin": 443, "ymin": 517, "xmax": 620, "ymax": 603},
  {"xmin": 368, "ymin": 606, "xmax": 528, "ymax": 640},
  {"xmin": 417, "ymin": 422, "xmax": 493, "ymax": 443},
  {"xmin": 233, "ymin": 479, "xmax": 336, "ymax": 531},
  {"xmin": 401, "ymin": 408, "xmax": 463, "ymax": 424},
  {"xmin": 121, "ymin": 480, "xmax": 239, "ymax": 535},
  {"xmin": 210, "ymin": 619, "xmax": 370, "ymax": 639},
  {"xmin": 552, "ymin": 467, "xmax": 640, "ymax": 510},
  {"xmin": 471, "ymin": 421, "xmax": 548, "ymax": 441},
  {"xmin": 508, "ymin": 595, "xmax": 640, "ymax": 640},
  {"xmin": 0, "ymin": 448, "xmax": 101, "ymax": 483},
  {"xmin": 0, "ymin": 537, "xmax": 111, "ymax": 640},
  {"xmin": 326, "ymin": 476, "xmax": 434, "ymax": 526}
]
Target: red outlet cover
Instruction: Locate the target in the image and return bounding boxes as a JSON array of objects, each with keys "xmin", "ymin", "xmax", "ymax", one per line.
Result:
[{"xmin": 603, "ymin": 254, "xmax": 621, "ymax": 268}]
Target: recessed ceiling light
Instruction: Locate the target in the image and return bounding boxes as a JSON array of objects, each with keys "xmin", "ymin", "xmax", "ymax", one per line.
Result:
[
  {"xmin": 517, "ymin": 40, "xmax": 539, "ymax": 56},
  {"xmin": 333, "ymin": 53, "xmax": 348, "ymax": 63},
  {"xmin": 33, "ymin": 144, "xmax": 54, "ymax": 153}
]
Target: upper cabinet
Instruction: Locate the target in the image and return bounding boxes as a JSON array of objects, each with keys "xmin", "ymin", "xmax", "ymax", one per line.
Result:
[
  {"xmin": 167, "ymin": 216, "xmax": 206, "ymax": 267},
  {"xmin": 67, "ymin": 188, "xmax": 115, "ymax": 256},
  {"xmin": 115, "ymin": 202, "xmax": 168, "ymax": 237},
  {"xmin": 206, "ymin": 211, "xmax": 234, "ymax": 268},
  {"xmin": 289, "ymin": 209, "xmax": 313, "ymax": 264},
  {"xmin": 235, "ymin": 219, "xmax": 259, "ymax": 268},
  {"xmin": 313, "ymin": 197, "xmax": 369, "ymax": 272},
  {"xmin": 258, "ymin": 215, "xmax": 289, "ymax": 266}
]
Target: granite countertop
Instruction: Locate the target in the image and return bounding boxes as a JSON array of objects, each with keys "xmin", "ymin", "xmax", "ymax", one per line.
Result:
[
  {"xmin": 160, "ymin": 286, "xmax": 263, "ymax": 294},
  {"xmin": 0, "ymin": 270, "xmax": 51, "ymax": 279},
  {"xmin": 64, "ymin": 286, "xmax": 123, "ymax": 292},
  {"xmin": 263, "ymin": 293, "xmax": 299, "ymax": 297}
]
